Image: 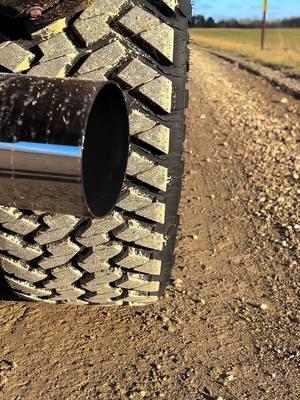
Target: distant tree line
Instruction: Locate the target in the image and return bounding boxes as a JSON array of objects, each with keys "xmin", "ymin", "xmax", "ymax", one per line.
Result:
[
  {"xmin": 191, "ymin": 15, "xmax": 300, "ymax": 28},
  {"xmin": 191, "ymin": 15, "xmax": 216, "ymax": 28}
]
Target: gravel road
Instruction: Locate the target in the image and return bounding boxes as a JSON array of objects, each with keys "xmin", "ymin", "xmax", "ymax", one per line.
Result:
[{"xmin": 0, "ymin": 46, "xmax": 299, "ymax": 400}]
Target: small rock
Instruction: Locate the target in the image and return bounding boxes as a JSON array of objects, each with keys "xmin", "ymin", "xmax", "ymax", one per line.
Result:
[
  {"xmin": 167, "ymin": 325, "xmax": 175, "ymax": 333},
  {"xmin": 140, "ymin": 390, "xmax": 147, "ymax": 398},
  {"xmin": 200, "ymin": 114, "xmax": 206, "ymax": 119},
  {"xmin": 192, "ymin": 234, "xmax": 198, "ymax": 240},
  {"xmin": 218, "ymin": 372, "xmax": 236, "ymax": 386},
  {"xmin": 226, "ymin": 375, "xmax": 235, "ymax": 382},
  {"xmin": 293, "ymin": 172, "xmax": 299, "ymax": 180},
  {"xmin": 162, "ymin": 315, "xmax": 170, "ymax": 323},
  {"xmin": 0, "ymin": 360, "xmax": 13, "ymax": 371},
  {"xmin": 280, "ymin": 97, "xmax": 288, "ymax": 104},
  {"xmin": 222, "ymin": 374, "xmax": 235, "ymax": 385},
  {"xmin": 174, "ymin": 278, "xmax": 182, "ymax": 287},
  {"xmin": 260, "ymin": 303, "xmax": 268, "ymax": 310}
]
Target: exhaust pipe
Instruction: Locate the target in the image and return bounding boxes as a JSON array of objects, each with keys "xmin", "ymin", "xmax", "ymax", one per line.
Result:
[{"xmin": 0, "ymin": 74, "xmax": 129, "ymax": 217}]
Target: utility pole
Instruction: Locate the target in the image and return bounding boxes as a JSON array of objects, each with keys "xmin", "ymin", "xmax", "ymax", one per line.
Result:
[{"xmin": 261, "ymin": 0, "xmax": 268, "ymax": 50}]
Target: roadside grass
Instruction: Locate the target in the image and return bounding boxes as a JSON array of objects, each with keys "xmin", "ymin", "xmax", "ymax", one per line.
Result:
[{"xmin": 190, "ymin": 28, "xmax": 300, "ymax": 74}]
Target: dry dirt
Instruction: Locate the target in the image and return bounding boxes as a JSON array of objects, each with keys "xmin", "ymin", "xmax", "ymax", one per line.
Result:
[{"xmin": 0, "ymin": 46, "xmax": 299, "ymax": 400}]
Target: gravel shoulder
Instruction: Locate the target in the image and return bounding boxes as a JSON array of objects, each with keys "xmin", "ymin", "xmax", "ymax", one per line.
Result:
[
  {"xmin": 0, "ymin": 46, "xmax": 299, "ymax": 400},
  {"xmin": 204, "ymin": 45, "xmax": 300, "ymax": 98}
]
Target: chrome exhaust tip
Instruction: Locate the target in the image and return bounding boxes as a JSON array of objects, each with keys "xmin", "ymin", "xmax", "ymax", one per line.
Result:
[{"xmin": 0, "ymin": 75, "xmax": 129, "ymax": 217}]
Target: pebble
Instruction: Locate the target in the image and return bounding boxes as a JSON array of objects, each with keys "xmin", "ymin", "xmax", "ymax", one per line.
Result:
[
  {"xmin": 223, "ymin": 374, "xmax": 235, "ymax": 385},
  {"xmin": 174, "ymin": 278, "xmax": 182, "ymax": 287},
  {"xmin": 293, "ymin": 172, "xmax": 299, "ymax": 180},
  {"xmin": 260, "ymin": 303, "xmax": 268, "ymax": 310},
  {"xmin": 280, "ymin": 97, "xmax": 288, "ymax": 104},
  {"xmin": 160, "ymin": 315, "xmax": 169, "ymax": 323},
  {"xmin": 226, "ymin": 375, "xmax": 235, "ymax": 381}
]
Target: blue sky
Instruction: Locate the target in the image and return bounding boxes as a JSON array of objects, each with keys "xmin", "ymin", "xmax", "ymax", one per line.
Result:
[{"xmin": 193, "ymin": 0, "xmax": 300, "ymax": 21}]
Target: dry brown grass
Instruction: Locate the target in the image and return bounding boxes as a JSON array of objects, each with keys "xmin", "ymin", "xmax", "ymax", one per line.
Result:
[{"xmin": 190, "ymin": 28, "xmax": 300, "ymax": 74}]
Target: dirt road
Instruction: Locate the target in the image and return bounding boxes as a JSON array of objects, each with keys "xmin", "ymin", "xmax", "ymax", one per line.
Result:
[{"xmin": 0, "ymin": 46, "xmax": 299, "ymax": 400}]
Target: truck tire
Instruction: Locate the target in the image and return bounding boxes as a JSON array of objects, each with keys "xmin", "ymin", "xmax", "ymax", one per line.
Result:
[{"xmin": 0, "ymin": 0, "xmax": 191, "ymax": 305}]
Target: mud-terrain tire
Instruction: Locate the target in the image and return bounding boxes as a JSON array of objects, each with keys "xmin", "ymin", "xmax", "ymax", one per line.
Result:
[{"xmin": 0, "ymin": 0, "xmax": 191, "ymax": 305}]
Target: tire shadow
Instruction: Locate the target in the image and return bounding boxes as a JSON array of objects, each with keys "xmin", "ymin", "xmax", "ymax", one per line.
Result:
[{"xmin": 0, "ymin": 272, "xmax": 14, "ymax": 300}]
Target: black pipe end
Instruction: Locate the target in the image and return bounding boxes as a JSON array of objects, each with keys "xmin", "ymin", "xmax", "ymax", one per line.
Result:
[{"xmin": 82, "ymin": 82, "xmax": 129, "ymax": 218}]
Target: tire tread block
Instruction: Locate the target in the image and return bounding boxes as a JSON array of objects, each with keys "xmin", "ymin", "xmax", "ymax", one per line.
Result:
[
  {"xmin": 5, "ymin": 276, "xmax": 52, "ymax": 297},
  {"xmin": 78, "ymin": 40, "xmax": 127, "ymax": 76},
  {"xmin": 119, "ymin": 6, "xmax": 174, "ymax": 62},
  {"xmin": 116, "ymin": 272, "xmax": 160, "ymax": 292},
  {"xmin": 0, "ymin": 232, "xmax": 43, "ymax": 261},
  {"xmin": 1, "ymin": 256, "xmax": 47, "ymax": 283},
  {"xmin": 121, "ymin": 290, "xmax": 158, "ymax": 303},
  {"xmin": 3, "ymin": 215, "xmax": 39, "ymax": 236},
  {"xmin": 44, "ymin": 264, "xmax": 83, "ymax": 290},
  {"xmin": 0, "ymin": 42, "xmax": 35, "ymax": 72}
]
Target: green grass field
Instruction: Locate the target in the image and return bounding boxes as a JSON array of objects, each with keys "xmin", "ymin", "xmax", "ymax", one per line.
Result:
[{"xmin": 190, "ymin": 28, "xmax": 300, "ymax": 74}]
